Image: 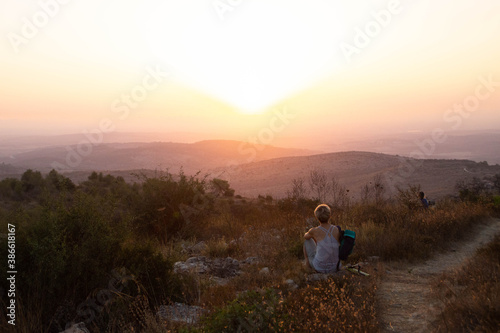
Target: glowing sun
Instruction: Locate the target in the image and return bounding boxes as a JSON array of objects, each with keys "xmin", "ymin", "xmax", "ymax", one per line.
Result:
[{"xmin": 136, "ymin": 1, "xmax": 350, "ymax": 114}]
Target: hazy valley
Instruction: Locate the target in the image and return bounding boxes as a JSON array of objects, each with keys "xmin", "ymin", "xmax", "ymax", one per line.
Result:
[{"xmin": 1, "ymin": 131, "xmax": 499, "ymax": 201}]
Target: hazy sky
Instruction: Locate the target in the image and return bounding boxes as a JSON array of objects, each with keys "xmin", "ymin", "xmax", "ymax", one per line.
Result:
[{"xmin": 1, "ymin": 0, "xmax": 499, "ymax": 145}]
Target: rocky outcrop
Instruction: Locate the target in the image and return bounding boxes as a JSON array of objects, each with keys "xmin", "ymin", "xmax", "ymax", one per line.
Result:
[
  {"xmin": 174, "ymin": 256, "xmax": 211, "ymax": 274},
  {"xmin": 174, "ymin": 256, "xmax": 242, "ymax": 278}
]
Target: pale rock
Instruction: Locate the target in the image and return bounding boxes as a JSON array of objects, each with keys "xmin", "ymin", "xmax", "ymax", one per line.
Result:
[
  {"xmin": 241, "ymin": 257, "xmax": 259, "ymax": 265},
  {"xmin": 191, "ymin": 241, "xmax": 207, "ymax": 253},
  {"xmin": 174, "ymin": 256, "xmax": 240, "ymax": 278},
  {"xmin": 157, "ymin": 303, "xmax": 205, "ymax": 324},
  {"xmin": 60, "ymin": 322, "xmax": 89, "ymax": 333},
  {"xmin": 285, "ymin": 279, "xmax": 298, "ymax": 290}
]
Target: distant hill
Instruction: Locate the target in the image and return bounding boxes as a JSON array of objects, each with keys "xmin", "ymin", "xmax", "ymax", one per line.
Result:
[
  {"xmin": 320, "ymin": 130, "xmax": 500, "ymax": 165},
  {"xmin": 2, "ymin": 130, "xmax": 498, "ymax": 164},
  {"xmin": 0, "ymin": 132, "xmax": 212, "ymax": 157},
  {"xmin": 0, "ymin": 140, "xmax": 317, "ymax": 175},
  {"xmin": 2, "ymin": 141, "xmax": 499, "ymax": 201},
  {"xmin": 213, "ymin": 151, "xmax": 500, "ymax": 200}
]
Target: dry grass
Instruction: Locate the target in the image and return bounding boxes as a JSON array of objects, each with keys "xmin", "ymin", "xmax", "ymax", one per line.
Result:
[
  {"xmin": 153, "ymin": 200, "xmax": 490, "ymax": 332},
  {"xmin": 203, "ymin": 237, "xmax": 239, "ymax": 258},
  {"xmin": 337, "ymin": 201, "xmax": 491, "ymax": 263},
  {"xmin": 276, "ymin": 274, "xmax": 379, "ymax": 332},
  {"xmin": 198, "ymin": 273, "xmax": 379, "ymax": 332},
  {"xmin": 2, "ymin": 197, "xmax": 493, "ymax": 332},
  {"xmin": 431, "ymin": 235, "xmax": 500, "ymax": 332},
  {"xmin": 156, "ymin": 200, "xmax": 491, "ymax": 332}
]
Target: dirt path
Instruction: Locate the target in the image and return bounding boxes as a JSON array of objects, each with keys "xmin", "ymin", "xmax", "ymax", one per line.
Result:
[{"xmin": 377, "ymin": 218, "xmax": 500, "ymax": 332}]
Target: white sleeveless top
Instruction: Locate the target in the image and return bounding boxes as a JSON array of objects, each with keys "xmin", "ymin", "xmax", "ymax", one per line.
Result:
[{"xmin": 312, "ymin": 225, "xmax": 341, "ymax": 273}]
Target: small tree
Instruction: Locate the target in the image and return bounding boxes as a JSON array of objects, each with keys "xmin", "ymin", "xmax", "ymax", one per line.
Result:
[
  {"xmin": 329, "ymin": 176, "xmax": 350, "ymax": 209},
  {"xmin": 286, "ymin": 177, "xmax": 308, "ymax": 201},
  {"xmin": 0, "ymin": 178, "xmax": 23, "ymax": 201},
  {"xmin": 493, "ymin": 174, "xmax": 500, "ymax": 194},
  {"xmin": 361, "ymin": 183, "xmax": 374, "ymax": 205},
  {"xmin": 210, "ymin": 178, "xmax": 235, "ymax": 197},
  {"xmin": 456, "ymin": 177, "xmax": 488, "ymax": 202},
  {"xmin": 309, "ymin": 169, "xmax": 330, "ymax": 202},
  {"xmin": 360, "ymin": 175, "xmax": 386, "ymax": 206},
  {"xmin": 21, "ymin": 169, "xmax": 45, "ymax": 193},
  {"xmin": 396, "ymin": 184, "xmax": 422, "ymax": 210},
  {"xmin": 45, "ymin": 169, "xmax": 76, "ymax": 192},
  {"xmin": 131, "ymin": 170, "xmax": 215, "ymax": 242}
]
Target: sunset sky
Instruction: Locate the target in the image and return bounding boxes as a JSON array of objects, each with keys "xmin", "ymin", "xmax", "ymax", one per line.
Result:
[{"xmin": 1, "ymin": 0, "xmax": 499, "ymax": 146}]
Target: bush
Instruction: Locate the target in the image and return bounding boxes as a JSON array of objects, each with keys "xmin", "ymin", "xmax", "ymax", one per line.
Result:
[
  {"xmin": 456, "ymin": 177, "xmax": 490, "ymax": 203},
  {"xmin": 0, "ymin": 190, "xmax": 184, "ymax": 332},
  {"xmin": 131, "ymin": 170, "xmax": 213, "ymax": 242},
  {"xmin": 0, "ymin": 178, "xmax": 24, "ymax": 201},
  {"xmin": 396, "ymin": 184, "xmax": 423, "ymax": 210},
  {"xmin": 202, "ymin": 275, "xmax": 378, "ymax": 332},
  {"xmin": 278, "ymin": 276, "xmax": 378, "ymax": 332},
  {"xmin": 202, "ymin": 289, "xmax": 284, "ymax": 332},
  {"xmin": 0, "ymin": 193, "xmax": 124, "ymax": 328}
]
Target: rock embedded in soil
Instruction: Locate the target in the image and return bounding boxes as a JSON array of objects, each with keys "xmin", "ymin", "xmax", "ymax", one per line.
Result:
[
  {"xmin": 157, "ymin": 303, "xmax": 205, "ymax": 324},
  {"xmin": 174, "ymin": 256, "xmax": 210, "ymax": 274},
  {"xmin": 59, "ymin": 322, "xmax": 89, "ymax": 333},
  {"xmin": 181, "ymin": 241, "xmax": 208, "ymax": 254},
  {"xmin": 259, "ymin": 267, "xmax": 270, "ymax": 275},
  {"xmin": 241, "ymin": 256, "xmax": 259, "ymax": 265},
  {"xmin": 174, "ymin": 256, "xmax": 241, "ymax": 278},
  {"xmin": 285, "ymin": 279, "xmax": 298, "ymax": 290}
]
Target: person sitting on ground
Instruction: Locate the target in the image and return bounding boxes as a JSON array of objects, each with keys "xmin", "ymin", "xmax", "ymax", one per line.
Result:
[
  {"xmin": 419, "ymin": 191, "xmax": 429, "ymax": 209},
  {"xmin": 303, "ymin": 204, "xmax": 341, "ymax": 273}
]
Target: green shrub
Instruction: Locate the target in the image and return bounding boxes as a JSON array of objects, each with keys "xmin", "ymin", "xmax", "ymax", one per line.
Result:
[
  {"xmin": 202, "ymin": 289, "xmax": 284, "ymax": 332},
  {"xmin": 0, "ymin": 178, "xmax": 24, "ymax": 201},
  {"xmin": 118, "ymin": 242, "xmax": 183, "ymax": 304},
  {"xmin": 131, "ymin": 171, "xmax": 214, "ymax": 242},
  {"xmin": 0, "ymin": 190, "xmax": 182, "ymax": 331}
]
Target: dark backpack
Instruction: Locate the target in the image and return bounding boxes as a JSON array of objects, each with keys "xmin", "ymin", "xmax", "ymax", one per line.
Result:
[{"xmin": 335, "ymin": 226, "xmax": 356, "ymax": 271}]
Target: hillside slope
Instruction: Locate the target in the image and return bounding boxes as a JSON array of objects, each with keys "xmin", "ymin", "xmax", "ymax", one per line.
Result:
[
  {"xmin": 2, "ymin": 146, "xmax": 499, "ymax": 200},
  {"xmin": 215, "ymin": 151, "xmax": 500, "ymax": 199}
]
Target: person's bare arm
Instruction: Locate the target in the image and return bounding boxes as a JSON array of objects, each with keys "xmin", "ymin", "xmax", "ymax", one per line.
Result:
[
  {"xmin": 304, "ymin": 228, "xmax": 315, "ymax": 240},
  {"xmin": 332, "ymin": 226, "xmax": 341, "ymax": 242}
]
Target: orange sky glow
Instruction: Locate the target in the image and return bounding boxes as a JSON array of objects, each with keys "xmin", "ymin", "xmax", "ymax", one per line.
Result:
[{"xmin": 1, "ymin": 0, "xmax": 499, "ymax": 146}]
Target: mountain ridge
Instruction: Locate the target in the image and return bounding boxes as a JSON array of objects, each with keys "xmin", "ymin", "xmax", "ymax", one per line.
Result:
[{"xmin": 1, "ymin": 140, "xmax": 499, "ymax": 201}]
